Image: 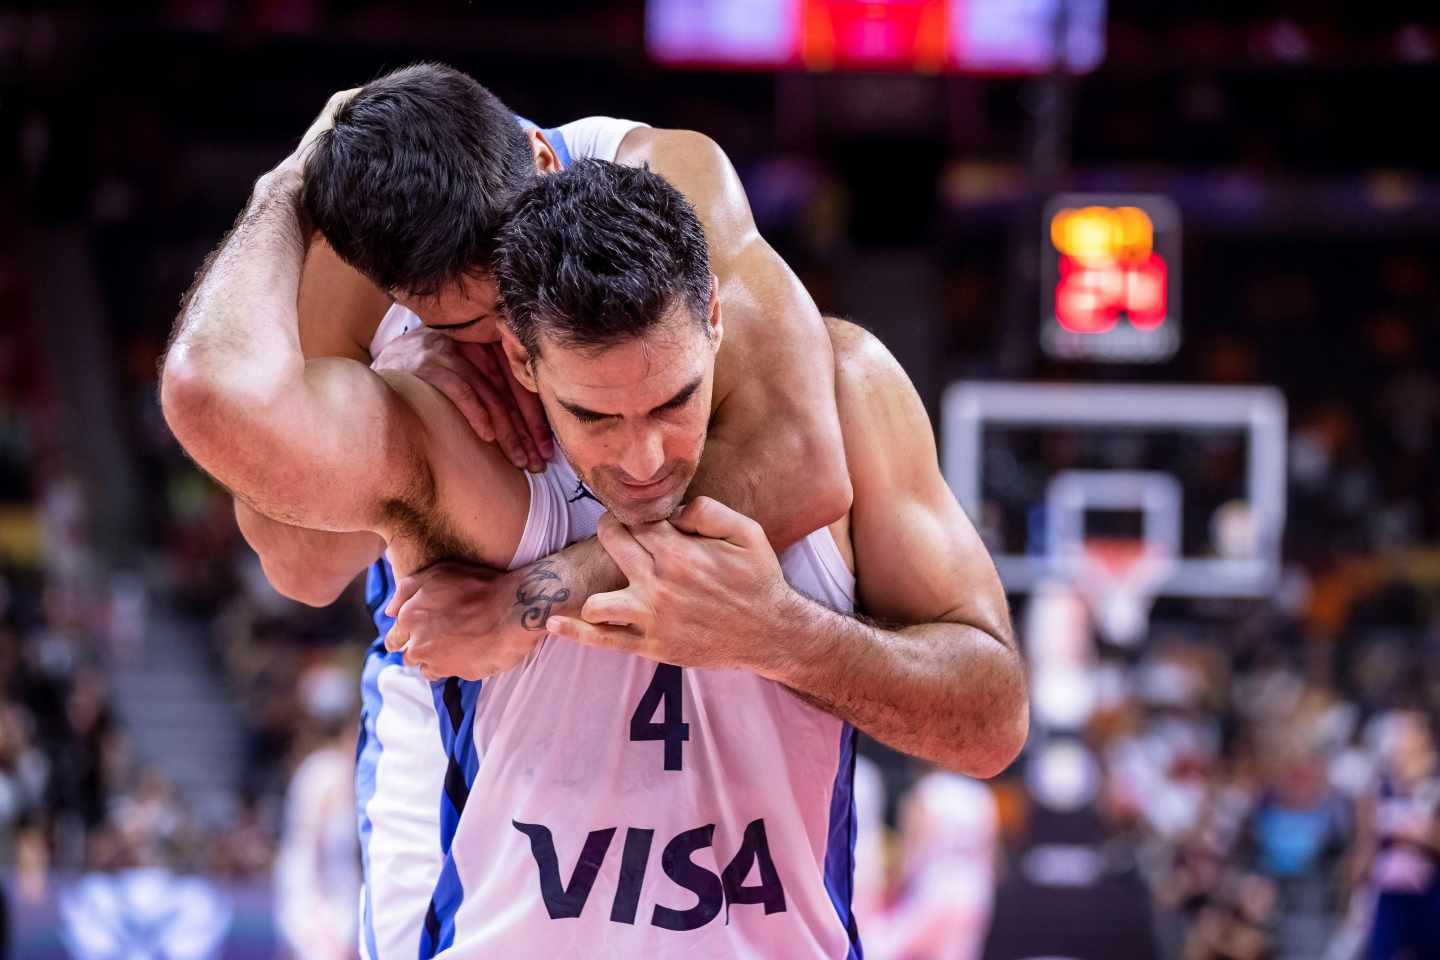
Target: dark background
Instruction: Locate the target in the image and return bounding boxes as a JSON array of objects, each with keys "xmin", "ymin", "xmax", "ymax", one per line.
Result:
[{"xmin": 3, "ymin": 3, "xmax": 1440, "ymax": 958}]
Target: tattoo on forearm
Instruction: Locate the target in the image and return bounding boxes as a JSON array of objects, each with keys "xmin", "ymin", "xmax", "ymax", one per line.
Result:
[{"xmin": 514, "ymin": 560, "xmax": 571, "ymax": 630}]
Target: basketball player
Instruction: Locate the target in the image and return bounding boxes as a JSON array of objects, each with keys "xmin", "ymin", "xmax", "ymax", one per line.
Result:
[
  {"xmin": 237, "ymin": 64, "xmax": 851, "ymax": 617},
  {"xmin": 162, "ymin": 140, "xmax": 1026, "ymax": 960},
  {"xmin": 1359, "ymin": 711, "xmax": 1440, "ymax": 959},
  {"xmin": 213, "ymin": 66, "xmax": 859, "ymax": 959}
]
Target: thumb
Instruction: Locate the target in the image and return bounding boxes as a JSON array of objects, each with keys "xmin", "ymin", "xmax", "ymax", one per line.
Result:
[
  {"xmin": 385, "ymin": 573, "xmax": 425, "ymax": 619},
  {"xmin": 581, "ymin": 589, "xmax": 647, "ymax": 627},
  {"xmin": 545, "ymin": 615, "xmax": 583, "ymax": 640},
  {"xmin": 671, "ymin": 496, "xmax": 760, "ymax": 547},
  {"xmin": 545, "ymin": 615, "xmax": 633, "ymax": 650}
]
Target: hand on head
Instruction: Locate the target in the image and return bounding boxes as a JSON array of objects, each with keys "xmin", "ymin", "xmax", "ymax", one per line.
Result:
[{"xmin": 371, "ymin": 328, "xmax": 551, "ymax": 471}]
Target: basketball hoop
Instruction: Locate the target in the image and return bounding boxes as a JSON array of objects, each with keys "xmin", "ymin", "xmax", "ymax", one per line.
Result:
[{"xmin": 1070, "ymin": 538, "xmax": 1173, "ymax": 647}]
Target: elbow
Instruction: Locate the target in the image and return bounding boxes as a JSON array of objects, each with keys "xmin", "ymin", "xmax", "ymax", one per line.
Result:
[
  {"xmin": 773, "ymin": 436, "xmax": 853, "ymax": 549},
  {"xmin": 259, "ymin": 556, "xmax": 353, "ymax": 608},
  {"xmin": 964, "ymin": 694, "xmax": 1029, "ymax": 780},
  {"xmin": 809, "ymin": 452, "xmax": 853, "ymax": 532},
  {"xmin": 159, "ymin": 346, "xmax": 214, "ymax": 450},
  {"xmin": 950, "ymin": 652, "xmax": 1030, "ymax": 780}
]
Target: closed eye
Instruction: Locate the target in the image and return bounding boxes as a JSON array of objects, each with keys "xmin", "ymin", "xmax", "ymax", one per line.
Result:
[{"xmin": 651, "ymin": 382, "xmax": 700, "ymax": 417}]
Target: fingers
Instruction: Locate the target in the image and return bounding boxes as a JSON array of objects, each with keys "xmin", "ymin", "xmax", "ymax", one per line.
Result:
[
  {"xmin": 385, "ymin": 573, "xmax": 426, "ymax": 619},
  {"xmin": 581, "ymin": 588, "xmax": 648, "ymax": 627},
  {"xmin": 426, "ymin": 365, "xmax": 498, "ymax": 444},
  {"xmin": 545, "ymin": 615, "xmax": 639, "ymax": 652},
  {"xmin": 295, "ymin": 88, "xmax": 361, "ymax": 162},
  {"xmin": 597, "ymin": 513, "xmax": 656, "ymax": 581},
  {"xmin": 670, "ymin": 496, "xmax": 764, "ymax": 547},
  {"xmin": 494, "ymin": 343, "xmax": 553, "ymax": 461},
  {"xmin": 467, "ymin": 346, "xmax": 540, "ymax": 471},
  {"xmin": 629, "ymin": 518, "xmax": 685, "ymax": 558}
]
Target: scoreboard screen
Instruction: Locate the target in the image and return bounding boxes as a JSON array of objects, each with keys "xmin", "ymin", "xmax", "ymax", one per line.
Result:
[
  {"xmin": 1040, "ymin": 194, "xmax": 1182, "ymax": 363},
  {"xmin": 647, "ymin": 0, "xmax": 1106, "ymax": 74}
]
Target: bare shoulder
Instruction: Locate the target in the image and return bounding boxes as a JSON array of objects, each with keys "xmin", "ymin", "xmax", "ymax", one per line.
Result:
[
  {"xmin": 617, "ymin": 129, "xmax": 754, "ymax": 263},
  {"xmin": 615, "ymin": 127, "xmax": 726, "ymax": 169},
  {"xmin": 826, "ymin": 317, "xmax": 920, "ymax": 412},
  {"xmin": 825, "ymin": 317, "xmax": 937, "ymax": 493}
]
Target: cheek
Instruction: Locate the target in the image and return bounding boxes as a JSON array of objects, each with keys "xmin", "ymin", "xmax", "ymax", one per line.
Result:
[
  {"xmin": 548, "ymin": 423, "xmax": 612, "ymax": 468},
  {"xmin": 663, "ymin": 415, "xmax": 709, "ymax": 461}
]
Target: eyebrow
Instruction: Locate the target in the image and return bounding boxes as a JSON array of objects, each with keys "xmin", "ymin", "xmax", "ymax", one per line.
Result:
[
  {"xmin": 427, "ymin": 314, "xmax": 488, "ymax": 331},
  {"xmin": 558, "ymin": 377, "xmax": 703, "ymax": 421}
]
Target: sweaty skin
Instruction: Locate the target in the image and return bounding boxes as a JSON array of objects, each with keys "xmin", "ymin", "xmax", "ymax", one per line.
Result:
[
  {"xmin": 161, "ymin": 135, "xmax": 1025, "ymax": 773},
  {"xmin": 518, "ymin": 320, "xmax": 1027, "ymax": 776},
  {"xmin": 241, "ymin": 122, "xmax": 851, "ymax": 607}
]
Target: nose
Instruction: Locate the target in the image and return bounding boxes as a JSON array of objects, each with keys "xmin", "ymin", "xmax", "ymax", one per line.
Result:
[{"xmin": 618, "ymin": 426, "xmax": 667, "ymax": 484}]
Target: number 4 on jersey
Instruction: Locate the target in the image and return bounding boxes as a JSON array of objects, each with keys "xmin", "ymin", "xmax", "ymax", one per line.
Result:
[{"xmin": 630, "ymin": 663, "xmax": 689, "ymax": 771}]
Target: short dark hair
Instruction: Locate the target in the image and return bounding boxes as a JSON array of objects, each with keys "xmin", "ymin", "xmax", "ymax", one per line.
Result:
[
  {"xmin": 300, "ymin": 63, "xmax": 534, "ymax": 296},
  {"xmin": 495, "ymin": 159, "xmax": 712, "ymax": 357}
]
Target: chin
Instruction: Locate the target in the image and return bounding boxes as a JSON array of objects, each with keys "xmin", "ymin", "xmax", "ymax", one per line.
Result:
[{"xmin": 606, "ymin": 496, "xmax": 682, "ymax": 526}]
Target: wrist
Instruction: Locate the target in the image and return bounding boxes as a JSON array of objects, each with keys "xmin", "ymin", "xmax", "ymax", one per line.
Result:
[
  {"xmin": 507, "ymin": 553, "xmax": 585, "ymax": 633},
  {"xmin": 255, "ymin": 163, "xmax": 303, "ymax": 201},
  {"xmin": 745, "ymin": 580, "xmax": 826, "ymax": 682}
]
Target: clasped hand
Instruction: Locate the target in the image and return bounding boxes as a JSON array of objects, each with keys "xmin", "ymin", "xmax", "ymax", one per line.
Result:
[
  {"xmin": 384, "ymin": 497, "xmax": 790, "ymax": 681},
  {"xmin": 547, "ymin": 497, "xmax": 792, "ymax": 672}
]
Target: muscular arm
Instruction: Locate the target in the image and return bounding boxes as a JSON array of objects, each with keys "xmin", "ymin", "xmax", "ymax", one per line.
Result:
[
  {"xmin": 753, "ymin": 322, "xmax": 1026, "ymax": 777},
  {"xmin": 400, "ymin": 131, "xmax": 853, "ymax": 635},
  {"xmin": 631, "ymin": 128, "xmax": 851, "ymax": 548},
  {"xmin": 229, "ymin": 235, "xmax": 395, "ymax": 605},
  {"xmin": 161, "ymin": 165, "xmax": 422, "ymax": 536},
  {"xmin": 296, "ymin": 237, "xmax": 390, "ymax": 362}
]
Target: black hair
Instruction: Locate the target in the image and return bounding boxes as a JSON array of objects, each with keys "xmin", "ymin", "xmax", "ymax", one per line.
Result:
[
  {"xmin": 300, "ymin": 62, "xmax": 535, "ymax": 295},
  {"xmin": 495, "ymin": 159, "xmax": 712, "ymax": 357}
]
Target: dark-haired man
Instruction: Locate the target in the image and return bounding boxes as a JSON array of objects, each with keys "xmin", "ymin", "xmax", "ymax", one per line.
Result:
[
  {"xmin": 202, "ymin": 67, "xmax": 860, "ymax": 958},
  {"xmin": 243, "ymin": 65, "xmax": 851, "ymax": 613},
  {"xmin": 163, "ymin": 121, "xmax": 1026, "ymax": 958}
]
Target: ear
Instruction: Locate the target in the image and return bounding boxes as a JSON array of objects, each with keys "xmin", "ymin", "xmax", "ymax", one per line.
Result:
[
  {"xmin": 498, "ymin": 326, "xmax": 539, "ymax": 392},
  {"xmin": 530, "ymin": 129, "xmax": 561, "ymax": 175},
  {"xmin": 706, "ymin": 273, "xmax": 724, "ymax": 350}
]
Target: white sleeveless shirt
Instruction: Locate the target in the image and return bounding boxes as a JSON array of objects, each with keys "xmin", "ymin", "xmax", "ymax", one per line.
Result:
[
  {"xmin": 355, "ymin": 115, "xmax": 862, "ymax": 959},
  {"xmin": 359, "ymin": 453, "xmax": 860, "ymax": 960},
  {"xmin": 461, "ymin": 455, "xmax": 858, "ymax": 957}
]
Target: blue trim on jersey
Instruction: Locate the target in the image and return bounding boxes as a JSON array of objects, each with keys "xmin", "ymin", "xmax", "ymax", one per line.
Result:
[
  {"xmin": 823, "ymin": 723, "xmax": 863, "ymax": 959},
  {"xmin": 515, "ymin": 115, "xmax": 572, "ymax": 169},
  {"xmin": 366, "ymin": 555, "xmax": 397, "ymax": 636},
  {"xmin": 358, "ymin": 558, "xmax": 403, "ymax": 959},
  {"xmin": 356, "ymin": 637, "xmax": 401, "ymax": 960},
  {"xmin": 418, "ymin": 677, "xmax": 484, "ymax": 958}
]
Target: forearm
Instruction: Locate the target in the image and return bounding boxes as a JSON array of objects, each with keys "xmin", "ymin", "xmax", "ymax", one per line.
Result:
[
  {"xmin": 689, "ymin": 424, "xmax": 849, "ymax": 552},
  {"xmin": 165, "ymin": 168, "xmax": 308, "ymax": 409},
  {"xmin": 235, "ymin": 501, "xmax": 383, "ymax": 606},
  {"xmin": 752, "ymin": 592, "xmax": 1028, "ymax": 778},
  {"xmin": 508, "ymin": 536, "xmax": 626, "ymax": 631}
]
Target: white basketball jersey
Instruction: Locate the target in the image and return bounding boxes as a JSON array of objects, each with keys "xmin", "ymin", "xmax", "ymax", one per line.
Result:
[
  {"xmin": 354, "ymin": 113, "xmax": 860, "ymax": 959},
  {"xmin": 359, "ymin": 453, "xmax": 861, "ymax": 959}
]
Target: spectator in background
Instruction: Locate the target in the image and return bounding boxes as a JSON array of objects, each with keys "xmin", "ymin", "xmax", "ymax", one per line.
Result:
[
  {"xmin": 273, "ymin": 662, "xmax": 360, "ymax": 960},
  {"xmin": 1357, "ymin": 710, "xmax": 1440, "ymax": 960},
  {"xmin": 1246, "ymin": 733, "xmax": 1350, "ymax": 956},
  {"xmin": 863, "ymin": 771, "xmax": 998, "ymax": 960}
]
